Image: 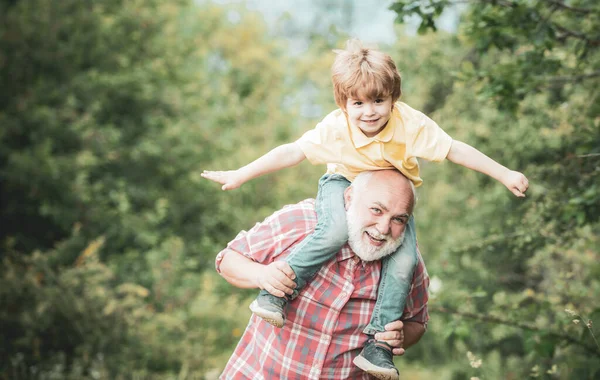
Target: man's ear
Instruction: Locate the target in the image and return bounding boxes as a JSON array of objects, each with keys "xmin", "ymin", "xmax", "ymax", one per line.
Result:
[{"xmin": 343, "ymin": 186, "xmax": 352, "ymax": 211}]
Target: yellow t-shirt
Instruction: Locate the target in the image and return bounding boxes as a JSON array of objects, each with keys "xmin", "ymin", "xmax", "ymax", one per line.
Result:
[{"xmin": 296, "ymin": 102, "xmax": 453, "ymax": 186}]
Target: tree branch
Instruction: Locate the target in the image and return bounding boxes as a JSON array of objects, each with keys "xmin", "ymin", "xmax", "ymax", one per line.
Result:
[
  {"xmin": 432, "ymin": 306, "xmax": 600, "ymax": 357},
  {"xmin": 548, "ymin": 0, "xmax": 594, "ymax": 15},
  {"xmin": 447, "ymin": 231, "xmax": 529, "ymax": 255},
  {"xmin": 555, "ymin": 24, "xmax": 600, "ymax": 46},
  {"xmin": 543, "ymin": 70, "xmax": 600, "ymax": 84}
]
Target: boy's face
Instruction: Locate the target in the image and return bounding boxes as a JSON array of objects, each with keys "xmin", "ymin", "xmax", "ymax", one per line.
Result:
[{"xmin": 345, "ymin": 95, "xmax": 393, "ymax": 137}]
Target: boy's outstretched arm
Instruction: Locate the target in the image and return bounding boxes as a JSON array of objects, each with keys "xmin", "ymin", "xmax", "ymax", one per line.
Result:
[
  {"xmin": 202, "ymin": 142, "xmax": 307, "ymax": 190},
  {"xmin": 446, "ymin": 140, "xmax": 529, "ymax": 197}
]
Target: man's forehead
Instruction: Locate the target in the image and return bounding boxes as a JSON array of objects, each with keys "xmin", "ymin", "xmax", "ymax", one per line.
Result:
[{"xmin": 363, "ymin": 174, "xmax": 413, "ymax": 210}]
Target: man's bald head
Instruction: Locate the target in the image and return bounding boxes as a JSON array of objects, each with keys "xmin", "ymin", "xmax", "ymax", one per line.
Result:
[{"xmin": 349, "ymin": 170, "xmax": 416, "ymax": 215}]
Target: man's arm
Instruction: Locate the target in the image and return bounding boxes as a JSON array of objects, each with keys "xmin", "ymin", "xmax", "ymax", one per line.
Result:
[
  {"xmin": 219, "ymin": 249, "xmax": 297, "ymax": 297},
  {"xmin": 375, "ymin": 320, "xmax": 426, "ymax": 356},
  {"xmin": 202, "ymin": 142, "xmax": 306, "ymax": 190},
  {"xmin": 446, "ymin": 140, "xmax": 529, "ymax": 197}
]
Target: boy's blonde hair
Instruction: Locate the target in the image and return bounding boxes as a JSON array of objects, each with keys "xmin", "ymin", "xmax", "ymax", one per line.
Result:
[{"xmin": 331, "ymin": 39, "xmax": 402, "ymax": 110}]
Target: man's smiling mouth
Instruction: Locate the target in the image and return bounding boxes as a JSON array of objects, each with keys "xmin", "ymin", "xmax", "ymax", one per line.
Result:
[{"xmin": 365, "ymin": 231, "xmax": 386, "ymax": 245}]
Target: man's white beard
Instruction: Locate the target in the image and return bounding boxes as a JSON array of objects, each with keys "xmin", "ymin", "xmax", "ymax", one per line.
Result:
[{"xmin": 346, "ymin": 203, "xmax": 405, "ymax": 262}]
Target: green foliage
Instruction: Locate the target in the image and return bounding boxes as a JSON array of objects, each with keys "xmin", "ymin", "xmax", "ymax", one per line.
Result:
[
  {"xmin": 391, "ymin": 0, "xmax": 600, "ymax": 112},
  {"xmin": 1, "ymin": 237, "xmax": 253, "ymax": 379},
  {"xmin": 1, "ymin": 0, "xmax": 598, "ymax": 378},
  {"xmin": 0, "ymin": 0, "xmax": 334, "ymax": 377},
  {"xmin": 389, "ymin": 1, "xmax": 600, "ymax": 378},
  {"xmin": 1, "ymin": 243, "xmax": 151, "ymax": 378}
]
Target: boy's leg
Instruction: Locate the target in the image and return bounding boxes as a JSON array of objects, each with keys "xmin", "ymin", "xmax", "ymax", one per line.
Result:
[
  {"xmin": 353, "ymin": 216, "xmax": 418, "ymax": 379},
  {"xmin": 286, "ymin": 174, "xmax": 351, "ymax": 293},
  {"xmin": 250, "ymin": 174, "xmax": 350, "ymax": 327}
]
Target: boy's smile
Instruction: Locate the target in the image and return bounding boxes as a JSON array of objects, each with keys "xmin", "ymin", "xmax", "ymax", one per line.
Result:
[{"xmin": 345, "ymin": 96, "xmax": 393, "ymax": 138}]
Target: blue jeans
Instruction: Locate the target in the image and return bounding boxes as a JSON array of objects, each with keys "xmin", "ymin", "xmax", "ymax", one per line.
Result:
[
  {"xmin": 284, "ymin": 174, "xmax": 351, "ymax": 293},
  {"xmin": 362, "ymin": 216, "xmax": 417, "ymax": 335},
  {"xmin": 281, "ymin": 173, "xmax": 418, "ymax": 334}
]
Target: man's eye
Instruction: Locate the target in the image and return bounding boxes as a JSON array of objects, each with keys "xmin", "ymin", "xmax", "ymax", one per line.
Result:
[
  {"xmin": 393, "ymin": 217, "xmax": 407, "ymax": 224},
  {"xmin": 371, "ymin": 208, "xmax": 382, "ymax": 214}
]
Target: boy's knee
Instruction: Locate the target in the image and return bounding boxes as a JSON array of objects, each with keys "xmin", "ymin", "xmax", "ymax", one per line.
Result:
[
  {"xmin": 389, "ymin": 245, "xmax": 418, "ymax": 272},
  {"xmin": 317, "ymin": 217, "xmax": 349, "ymax": 246}
]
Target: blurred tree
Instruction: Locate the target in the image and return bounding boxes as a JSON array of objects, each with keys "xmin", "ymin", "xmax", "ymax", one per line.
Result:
[
  {"xmin": 0, "ymin": 0, "xmax": 327, "ymax": 377},
  {"xmin": 3, "ymin": 0, "xmax": 596, "ymax": 377},
  {"xmin": 388, "ymin": 1, "xmax": 600, "ymax": 379}
]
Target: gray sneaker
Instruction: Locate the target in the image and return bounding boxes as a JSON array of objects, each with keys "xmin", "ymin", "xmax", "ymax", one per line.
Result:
[
  {"xmin": 249, "ymin": 291, "xmax": 288, "ymax": 328},
  {"xmin": 353, "ymin": 338, "xmax": 399, "ymax": 380}
]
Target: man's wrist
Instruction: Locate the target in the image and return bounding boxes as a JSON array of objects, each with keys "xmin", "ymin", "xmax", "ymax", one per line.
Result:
[{"xmin": 253, "ymin": 263, "xmax": 266, "ymax": 289}]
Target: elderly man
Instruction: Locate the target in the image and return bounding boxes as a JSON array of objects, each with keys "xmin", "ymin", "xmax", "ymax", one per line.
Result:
[{"xmin": 216, "ymin": 170, "xmax": 429, "ymax": 379}]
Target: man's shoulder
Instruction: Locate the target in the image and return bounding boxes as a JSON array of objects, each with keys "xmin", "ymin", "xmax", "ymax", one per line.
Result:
[
  {"xmin": 270, "ymin": 199, "xmax": 317, "ymax": 223},
  {"xmin": 282, "ymin": 198, "xmax": 316, "ymax": 210}
]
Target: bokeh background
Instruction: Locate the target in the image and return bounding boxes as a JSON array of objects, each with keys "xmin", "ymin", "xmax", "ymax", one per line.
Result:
[{"xmin": 1, "ymin": 0, "xmax": 599, "ymax": 379}]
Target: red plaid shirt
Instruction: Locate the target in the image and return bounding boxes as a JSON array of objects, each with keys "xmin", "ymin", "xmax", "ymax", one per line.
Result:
[{"xmin": 216, "ymin": 199, "xmax": 429, "ymax": 380}]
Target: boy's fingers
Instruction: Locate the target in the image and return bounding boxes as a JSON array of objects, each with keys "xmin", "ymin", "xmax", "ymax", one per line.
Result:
[
  {"xmin": 201, "ymin": 172, "xmax": 225, "ymax": 184},
  {"xmin": 392, "ymin": 348, "xmax": 405, "ymax": 356}
]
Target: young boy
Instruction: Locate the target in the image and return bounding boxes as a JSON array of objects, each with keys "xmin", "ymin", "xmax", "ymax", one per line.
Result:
[{"xmin": 202, "ymin": 39, "xmax": 529, "ymax": 379}]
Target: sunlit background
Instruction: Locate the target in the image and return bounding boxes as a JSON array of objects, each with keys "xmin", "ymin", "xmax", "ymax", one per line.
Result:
[{"xmin": 1, "ymin": 0, "xmax": 599, "ymax": 379}]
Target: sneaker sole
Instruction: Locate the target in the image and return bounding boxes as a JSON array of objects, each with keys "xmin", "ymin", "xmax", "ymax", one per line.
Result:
[
  {"xmin": 353, "ymin": 355, "xmax": 399, "ymax": 380},
  {"xmin": 249, "ymin": 300, "xmax": 285, "ymax": 328}
]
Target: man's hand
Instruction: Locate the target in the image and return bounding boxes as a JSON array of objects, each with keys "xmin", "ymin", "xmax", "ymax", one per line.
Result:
[
  {"xmin": 375, "ymin": 320, "xmax": 406, "ymax": 356},
  {"xmin": 256, "ymin": 261, "xmax": 297, "ymax": 298},
  {"xmin": 201, "ymin": 169, "xmax": 246, "ymax": 190},
  {"xmin": 502, "ymin": 170, "xmax": 529, "ymax": 197}
]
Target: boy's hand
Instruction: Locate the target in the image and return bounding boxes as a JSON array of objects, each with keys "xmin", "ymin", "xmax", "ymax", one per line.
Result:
[
  {"xmin": 502, "ymin": 170, "xmax": 529, "ymax": 197},
  {"xmin": 201, "ymin": 170, "xmax": 246, "ymax": 190},
  {"xmin": 375, "ymin": 320, "xmax": 406, "ymax": 356},
  {"xmin": 256, "ymin": 261, "xmax": 296, "ymax": 298}
]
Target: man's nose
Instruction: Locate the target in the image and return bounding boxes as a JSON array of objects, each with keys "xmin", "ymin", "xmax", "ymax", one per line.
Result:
[{"xmin": 376, "ymin": 219, "xmax": 391, "ymax": 235}]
